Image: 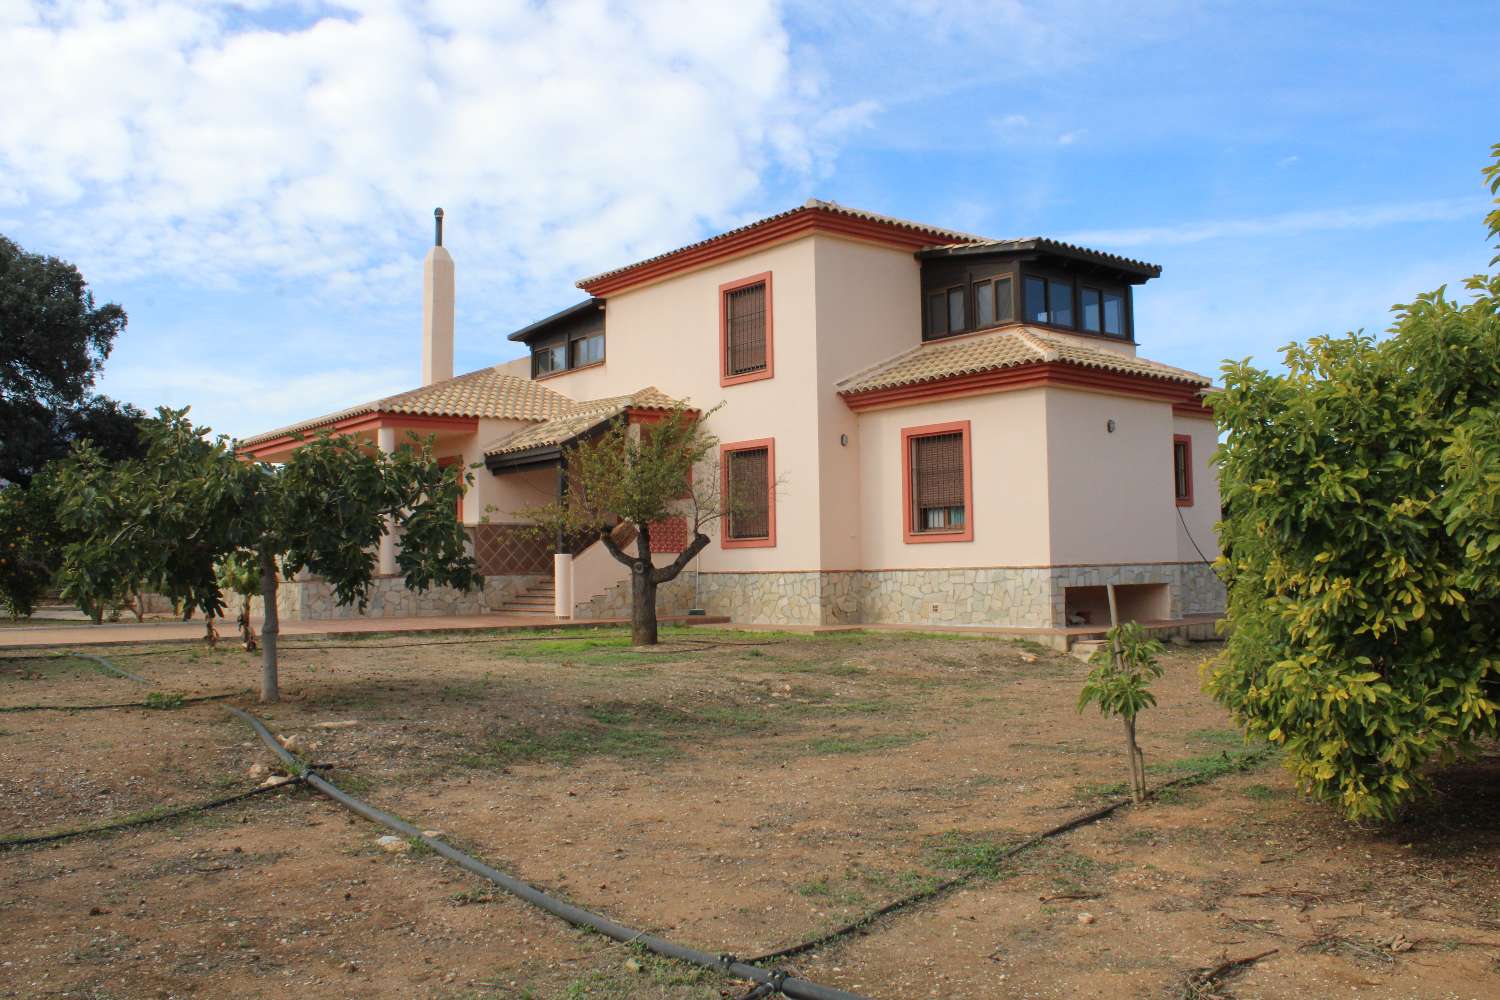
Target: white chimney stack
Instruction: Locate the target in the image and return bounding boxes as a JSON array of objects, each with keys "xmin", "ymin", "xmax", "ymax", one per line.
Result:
[{"xmin": 422, "ymin": 207, "xmax": 455, "ymax": 386}]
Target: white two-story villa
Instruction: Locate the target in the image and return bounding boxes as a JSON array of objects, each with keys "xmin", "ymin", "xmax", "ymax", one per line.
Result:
[{"xmin": 242, "ymin": 201, "xmax": 1223, "ymax": 633}]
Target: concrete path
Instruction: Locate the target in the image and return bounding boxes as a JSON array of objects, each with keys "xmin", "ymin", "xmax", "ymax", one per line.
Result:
[{"xmin": 0, "ymin": 613, "xmax": 728, "ymax": 651}]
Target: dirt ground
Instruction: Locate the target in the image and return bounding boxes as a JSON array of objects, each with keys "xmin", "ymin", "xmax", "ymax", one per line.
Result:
[{"xmin": 1, "ymin": 628, "xmax": 1497, "ymax": 999}]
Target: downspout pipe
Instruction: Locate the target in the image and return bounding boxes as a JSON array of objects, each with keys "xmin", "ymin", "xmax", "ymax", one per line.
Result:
[{"xmin": 229, "ymin": 707, "xmax": 868, "ymax": 1000}]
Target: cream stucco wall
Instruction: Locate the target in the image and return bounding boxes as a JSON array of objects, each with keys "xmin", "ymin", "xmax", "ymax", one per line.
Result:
[
  {"xmin": 521, "ymin": 236, "xmax": 825, "ymax": 573},
  {"xmin": 462, "ymin": 418, "xmax": 537, "ymax": 524},
  {"xmin": 855, "ymin": 388, "xmax": 1053, "ymax": 570},
  {"xmin": 812, "ymin": 236, "xmax": 926, "ymax": 570},
  {"xmin": 1172, "ymin": 414, "xmax": 1222, "ymax": 563},
  {"xmin": 1044, "ymin": 388, "xmax": 1179, "ymax": 565}
]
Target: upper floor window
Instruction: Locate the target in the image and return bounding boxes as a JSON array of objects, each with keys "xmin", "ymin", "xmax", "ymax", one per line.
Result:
[
  {"xmin": 1080, "ymin": 286, "xmax": 1126, "ymax": 336},
  {"xmin": 531, "ymin": 341, "xmax": 567, "ymax": 377},
  {"xmin": 1025, "ymin": 275, "xmax": 1076, "ymax": 327},
  {"xmin": 530, "ymin": 326, "xmax": 605, "ymax": 378},
  {"xmin": 721, "ymin": 272, "xmax": 774, "ymax": 386},
  {"xmin": 902, "ymin": 420, "xmax": 974, "ymax": 543},
  {"xmin": 1173, "ymin": 434, "xmax": 1193, "ymax": 506}
]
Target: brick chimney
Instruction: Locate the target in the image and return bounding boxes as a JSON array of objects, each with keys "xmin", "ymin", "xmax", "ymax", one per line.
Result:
[{"xmin": 422, "ymin": 207, "xmax": 454, "ymax": 385}]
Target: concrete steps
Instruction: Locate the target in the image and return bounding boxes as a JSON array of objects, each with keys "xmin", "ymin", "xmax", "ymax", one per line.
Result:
[{"xmin": 498, "ymin": 582, "xmax": 557, "ymax": 617}]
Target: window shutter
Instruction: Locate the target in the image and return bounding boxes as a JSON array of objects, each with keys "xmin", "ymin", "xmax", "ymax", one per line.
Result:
[
  {"xmin": 913, "ymin": 432, "xmax": 965, "ymax": 508},
  {"xmin": 728, "ymin": 446, "xmax": 770, "ymax": 538},
  {"xmin": 726, "ymin": 282, "xmax": 767, "ymax": 375}
]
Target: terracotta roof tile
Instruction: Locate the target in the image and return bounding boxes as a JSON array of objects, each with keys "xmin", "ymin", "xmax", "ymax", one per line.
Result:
[
  {"xmin": 482, "ymin": 387, "xmax": 686, "ymax": 457},
  {"xmin": 241, "ymin": 367, "xmax": 574, "ymax": 446},
  {"xmin": 575, "ymin": 199, "xmax": 985, "ymax": 290},
  {"xmin": 835, "ymin": 327, "xmax": 1212, "ymax": 397}
]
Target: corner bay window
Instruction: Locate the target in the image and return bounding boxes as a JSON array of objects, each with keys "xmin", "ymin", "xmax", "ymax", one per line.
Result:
[
  {"xmin": 903, "ymin": 421, "xmax": 973, "ymax": 543},
  {"xmin": 722, "ymin": 274, "xmax": 771, "ymax": 382},
  {"xmin": 722, "ymin": 440, "xmax": 775, "ymax": 546}
]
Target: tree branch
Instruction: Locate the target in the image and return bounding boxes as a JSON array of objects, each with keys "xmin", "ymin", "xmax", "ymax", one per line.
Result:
[
  {"xmin": 652, "ymin": 532, "xmax": 709, "ymax": 584},
  {"xmin": 598, "ymin": 524, "xmax": 639, "ymax": 570}
]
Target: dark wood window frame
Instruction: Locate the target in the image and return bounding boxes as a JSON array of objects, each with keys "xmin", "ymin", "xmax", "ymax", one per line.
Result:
[
  {"xmin": 721, "ymin": 438, "xmax": 776, "ymax": 548},
  {"xmin": 720, "ymin": 272, "xmax": 774, "ymax": 387},
  {"xmin": 532, "ymin": 331, "xmax": 605, "ymax": 379},
  {"xmin": 1173, "ymin": 434, "xmax": 1194, "ymax": 507},
  {"xmin": 901, "ymin": 420, "xmax": 974, "ymax": 544}
]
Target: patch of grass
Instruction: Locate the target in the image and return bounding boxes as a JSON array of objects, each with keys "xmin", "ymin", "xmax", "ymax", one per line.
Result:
[
  {"xmin": 921, "ymin": 830, "xmax": 1022, "ymax": 879},
  {"xmin": 854, "ymin": 865, "xmax": 945, "ymax": 896},
  {"xmin": 556, "ymin": 948, "xmax": 723, "ymax": 998},
  {"xmin": 804, "ymin": 731, "xmax": 925, "ymax": 755},
  {"xmin": 453, "ymin": 698, "xmax": 776, "ymax": 770},
  {"xmin": 449, "ymin": 884, "xmax": 495, "ymax": 906},
  {"xmin": 142, "ymin": 691, "xmax": 185, "ymax": 710},
  {"xmin": 406, "ymin": 836, "xmax": 435, "ymax": 858},
  {"xmin": 1187, "ymin": 727, "xmax": 1250, "ymax": 748},
  {"xmin": 1072, "ymin": 780, "xmax": 1129, "ymax": 804},
  {"xmin": 1147, "ymin": 746, "xmax": 1274, "ymax": 785},
  {"xmin": 1243, "ymin": 783, "xmax": 1278, "ymax": 800},
  {"xmin": 1010, "ymin": 638, "xmax": 1051, "ymax": 656}
]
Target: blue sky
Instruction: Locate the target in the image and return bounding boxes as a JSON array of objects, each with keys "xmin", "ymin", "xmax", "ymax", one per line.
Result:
[{"xmin": 2, "ymin": 1, "xmax": 1496, "ymax": 438}]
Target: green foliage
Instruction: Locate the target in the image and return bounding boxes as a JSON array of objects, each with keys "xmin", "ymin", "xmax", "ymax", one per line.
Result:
[
  {"xmin": 0, "ymin": 233, "xmax": 144, "ymax": 486},
  {"xmin": 1206, "ymin": 146, "xmax": 1500, "ymax": 821},
  {"xmin": 142, "ymin": 691, "xmax": 185, "ymax": 710},
  {"xmin": 0, "ymin": 467, "xmax": 61, "ymax": 617},
  {"xmin": 1078, "ymin": 622, "xmax": 1165, "ymax": 722}
]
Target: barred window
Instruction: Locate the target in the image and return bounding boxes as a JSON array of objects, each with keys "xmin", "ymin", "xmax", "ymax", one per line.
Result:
[
  {"xmin": 726, "ymin": 445, "xmax": 770, "ymax": 541},
  {"xmin": 910, "ymin": 431, "xmax": 966, "ymax": 534},
  {"xmin": 724, "ymin": 280, "xmax": 768, "ymax": 377}
]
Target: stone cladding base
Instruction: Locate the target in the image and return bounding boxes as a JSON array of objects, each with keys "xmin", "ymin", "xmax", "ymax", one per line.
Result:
[
  {"xmin": 689, "ymin": 563, "xmax": 1224, "ymax": 629},
  {"xmin": 224, "ymin": 573, "xmax": 545, "ymax": 623}
]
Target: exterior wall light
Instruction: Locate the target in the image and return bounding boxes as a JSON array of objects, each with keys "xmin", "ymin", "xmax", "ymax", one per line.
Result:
[
  {"xmin": 1107, "ymin": 419, "xmax": 1117, "ymax": 433},
  {"xmin": 840, "ymin": 433, "xmax": 849, "ymax": 446}
]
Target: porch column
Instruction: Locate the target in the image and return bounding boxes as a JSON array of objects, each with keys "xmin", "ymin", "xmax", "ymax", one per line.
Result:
[
  {"xmin": 377, "ymin": 427, "xmax": 398, "ymax": 575},
  {"xmin": 553, "ymin": 458, "xmax": 573, "ymax": 617}
]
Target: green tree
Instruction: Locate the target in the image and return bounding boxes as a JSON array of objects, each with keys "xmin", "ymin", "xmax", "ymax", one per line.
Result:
[
  {"xmin": 0, "ymin": 234, "xmax": 144, "ymax": 485},
  {"xmin": 1205, "ymin": 144, "xmax": 1500, "ymax": 820},
  {"xmin": 0, "ymin": 467, "xmax": 63, "ymax": 618},
  {"xmin": 1078, "ymin": 621, "xmax": 1165, "ymax": 803},
  {"xmin": 49, "ymin": 408, "xmax": 480, "ymax": 701},
  {"xmin": 522, "ymin": 407, "xmax": 727, "ymax": 646}
]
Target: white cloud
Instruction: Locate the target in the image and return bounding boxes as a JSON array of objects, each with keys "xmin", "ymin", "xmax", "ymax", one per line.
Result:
[
  {"xmin": 1064, "ymin": 197, "xmax": 1488, "ymax": 248},
  {"xmin": 0, "ymin": 0, "xmax": 866, "ymax": 315}
]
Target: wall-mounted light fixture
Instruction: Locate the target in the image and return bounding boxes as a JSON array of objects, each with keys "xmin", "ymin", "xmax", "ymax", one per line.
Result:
[
  {"xmin": 1106, "ymin": 419, "xmax": 1117, "ymax": 434},
  {"xmin": 840, "ymin": 433, "xmax": 849, "ymax": 447}
]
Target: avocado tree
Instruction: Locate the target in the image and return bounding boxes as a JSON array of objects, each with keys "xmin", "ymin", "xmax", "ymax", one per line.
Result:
[
  {"xmin": 1205, "ymin": 144, "xmax": 1500, "ymax": 820},
  {"xmin": 49, "ymin": 408, "xmax": 480, "ymax": 701},
  {"xmin": 1078, "ymin": 621, "xmax": 1165, "ymax": 803},
  {"xmin": 522, "ymin": 406, "xmax": 729, "ymax": 646}
]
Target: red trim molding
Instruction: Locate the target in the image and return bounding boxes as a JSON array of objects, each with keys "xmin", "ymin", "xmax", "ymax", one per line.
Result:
[
  {"xmin": 720, "ymin": 437, "xmax": 777, "ymax": 549},
  {"xmin": 844, "ymin": 361, "xmax": 1207, "ymax": 413},
  {"xmin": 901, "ymin": 420, "xmax": 974, "ymax": 545},
  {"xmin": 581, "ymin": 207, "xmax": 977, "ymax": 297},
  {"xmin": 240, "ymin": 411, "xmax": 480, "ymax": 458},
  {"xmin": 1173, "ymin": 434, "xmax": 1194, "ymax": 507},
  {"xmin": 720, "ymin": 271, "xmax": 774, "ymax": 387}
]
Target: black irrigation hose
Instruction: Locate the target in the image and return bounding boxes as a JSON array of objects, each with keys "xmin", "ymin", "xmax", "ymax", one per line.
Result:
[
  {"xmin": 0, "ymin": 691, "xmax": 244, "ymax": 714},
  {"xmin": 0, "ymin": 778, "xmax": 303, "ymax": 851},
  {"xmin": 229, "ymin": 705, "xmax": 868, "ymax": 1000},
  {"xmin": 748, "ymin": 745, "xmax": 1281, "ymax": 965},
  {"xmin": 73, "ymin": 651, "xmax": 152, "ymax": 684}
]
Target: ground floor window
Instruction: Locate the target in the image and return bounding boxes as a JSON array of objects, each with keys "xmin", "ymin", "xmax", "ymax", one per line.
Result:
[
  {"xmin": 902, "ymin": 420, "xmax": 973, "ymax": 543},
  {"xmin": 1173, "ymin": 434, "xmax": 1193, "ymax": 506},
  {"xmin": 721, "ymin": 438, "xmax": 775, "ymax": 547}
]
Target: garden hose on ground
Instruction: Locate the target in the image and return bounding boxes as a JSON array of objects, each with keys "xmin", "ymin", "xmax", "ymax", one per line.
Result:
[{"xmin": 230, "ymin": 705, "xmax": 868, "ymax": 1000}]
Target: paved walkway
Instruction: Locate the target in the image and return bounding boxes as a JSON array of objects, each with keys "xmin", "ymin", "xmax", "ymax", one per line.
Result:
[{"xmin": 0, "ymin": 613, "xmax": 729, "ymax": 650}]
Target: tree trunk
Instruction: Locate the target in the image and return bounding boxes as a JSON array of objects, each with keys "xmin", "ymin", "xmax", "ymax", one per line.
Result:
[
  {"xmin": 1124, "ymin": 715, "xmax": 1145, "ymax": 802},
  {"xmin": 630, "ymin": 522, "xmax": 657, "ymax": 646},
  {"xmin": 258, "ymin": 547, "xmax": 280, "ymax": 704}
]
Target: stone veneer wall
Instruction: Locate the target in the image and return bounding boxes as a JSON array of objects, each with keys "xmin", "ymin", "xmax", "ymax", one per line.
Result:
[
  {"xmin": 225, "ymin": 573, "xmax": 545, "ymax": 623},
  {"xmin": 689, "ymin": 562, "xmax": 1225, "ymax": 629},
  {"xmin": 572, "ymin": 572, "xmax": 696, "ymax": 621}
]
